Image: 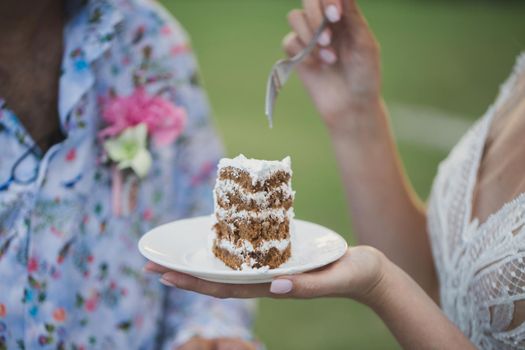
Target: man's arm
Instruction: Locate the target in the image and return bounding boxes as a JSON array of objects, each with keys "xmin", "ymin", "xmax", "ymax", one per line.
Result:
[{"xmin": 122, "ymin": 2, "xmax": 257, "ymax": 347}]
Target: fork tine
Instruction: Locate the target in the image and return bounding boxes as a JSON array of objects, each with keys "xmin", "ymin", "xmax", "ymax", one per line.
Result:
[
  {"xmin": 265, "ymin": 72, "xmax": 276, "ymax": 127},
  {"xmin": 265, "ymin": 67, "xmax": 286, "ymax": 127},
  {"xmin": 272, "ymin": 71, "xmax": 282, "ymax": 92},
  {"xmin": 264, "ymin": 18, "xmax": 328, "ymax": 128}
]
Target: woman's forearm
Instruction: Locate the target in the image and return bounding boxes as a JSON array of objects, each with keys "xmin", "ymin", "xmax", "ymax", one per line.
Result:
[
  {"xmin": 328, "ymin": 100, "xmax": 437, "ymax": 298},
  {"xmin": 370, "ymin": 259, "xmax": 474, "ymax": 350},
  {"xmin": 154, "ymin": 247, "xmax": 473, "ymax": 349}
]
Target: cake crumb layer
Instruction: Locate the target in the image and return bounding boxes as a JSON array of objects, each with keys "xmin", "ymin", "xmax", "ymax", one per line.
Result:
[
  {"xmin": 219, "ymin": 167, "xmax": 291, "ymax": 192},
  {"xmin": 213, "ymin": 242, "xmax": 292, "ymax": 270},
  {"xmin": 218, "ymin": 154, "xmax": 291, "ymax": 185},
  {"xmin": 213, "ymin": 216, "xmax": 290, "ymax": 242}
]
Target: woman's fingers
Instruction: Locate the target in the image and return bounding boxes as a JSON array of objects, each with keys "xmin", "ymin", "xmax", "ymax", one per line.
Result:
[
  {"xmin": 155, "ymin": 250, "xmax": 353, "ymax": 299},
  {"xmin": 283, "ymin": 31, "xmax": 336, "ymax": 65},
  {"xmin": 321, "ymin": 0, "xmax": 343, "ymax": 23},
  {"xmin": 146, "ymin": 259, "xmax": 335, "ymax": 299},
  {"xmin": 303, "ymin": 0, "xmax": 323, "ymax": 29},
  {"xmin": 282, "ymin": 32, "xmax": 303, "ymax": 58},
  {"xmin": 287, "ymin": 9, "xmax": 314, "ymax": 47},
  {"xmin": 302, "ymin": 0, "xmax": 331, "ymax": 46},
  {"xmin": 322, "ymin": 0, "xmax": 364, "ymax": 25},
  {"xmin": 144, "ymin": 261, "xmax": 171, "ymax": 274},
  {"xmin": 319, "ymin": 48, "xmax": 337, "ymax": 65},
  {"xmin": 282, "ymin": 32, "xmax": 317, "ymax": 65},
  {"xmin": 160, "ymin": 270, "xmax": 273, "ymax": 299},
  {"xmin": 270, "ymin": 267, "xmax": 340, "ymax": 298},
  {"xmin": 288, "ymin": 4, "xmax": 342, "ymax": 66},
  {"xmin": 270, "ymin": 250, "xmax": 355, "ymax": 298},
  {"xmin": 158, "ymin": 268, "xmax": 339, "ymax": 299},
  {"xmin": 159, "ymin": 269, "xmax": 330, "ymax": 299}
]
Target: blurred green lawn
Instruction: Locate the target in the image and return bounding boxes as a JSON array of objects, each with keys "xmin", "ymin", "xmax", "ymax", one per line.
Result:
[{"xmin": 161, "ymin": 1, "xmax": 525, "ymax": 348}]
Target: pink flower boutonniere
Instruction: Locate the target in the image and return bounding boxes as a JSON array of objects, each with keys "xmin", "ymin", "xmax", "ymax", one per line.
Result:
[{"xmin": 99, "ymin": 87, "xmax": 187, "ymax": 215}]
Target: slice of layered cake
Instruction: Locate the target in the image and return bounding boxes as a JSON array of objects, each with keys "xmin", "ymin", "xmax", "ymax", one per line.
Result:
[{"xmin": 212, "ymin": 154, "xmax": 294, "ymax": 270}]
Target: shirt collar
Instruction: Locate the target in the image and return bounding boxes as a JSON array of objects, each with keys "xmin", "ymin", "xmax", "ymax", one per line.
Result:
[{"xmin": 59, "ymin": 0, "xmax": 123, "ymax": 129}]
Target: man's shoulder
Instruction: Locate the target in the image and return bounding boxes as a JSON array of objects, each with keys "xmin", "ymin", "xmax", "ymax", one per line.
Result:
[{"xmin": 113, "ymin": 0, "xmax": 189, "ymax": 45}]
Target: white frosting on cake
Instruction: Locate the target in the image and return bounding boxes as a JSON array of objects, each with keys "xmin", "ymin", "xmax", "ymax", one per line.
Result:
[
  {"xmin": 218, "ymin": 154, "xmax": 292, "ymax": 185},
  {"xmin": 215, "ymin": 179, "xmax": 295, "ymax": 207},
  {"xmin": 215, "ymin": 206, "xmax": 294, "ymax": 221},
  {"xmin": 241, "ymin": 260, "xmax": 270, "ymax": 272},
  {"xmin": 216, "ymin": 237, "xmax": 291, "ymax": 254}
]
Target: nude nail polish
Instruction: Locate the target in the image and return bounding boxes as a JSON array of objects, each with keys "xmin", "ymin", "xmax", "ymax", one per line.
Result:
[
  {"xmin": 318, "ymin": 30, "xmax": 331, "ymax": 46},
  {"xmin": 159, "ymin": 278, "xmax": 175, "ymax": 287},
  {"xmin": 270, "ymin": 279, "xmax": 293, "ymax": 294},
  {"xmin": 319, "ymin": 49, "xmax": 337, "ymax": 64},
  {"xmin": 325, "ymin": 5, "xmax": 341, "ymax": 23}
]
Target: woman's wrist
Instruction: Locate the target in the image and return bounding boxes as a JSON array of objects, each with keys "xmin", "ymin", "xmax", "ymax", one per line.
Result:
[
  {"xmin": 324, "ymin": 97, "xmax": 388, "ymax": 142},
  {"xmin": 365, "ymin": 255, "xmax": 426, "ymax": 317},
  {"xmin": 346, "ymin": 248, "xmax": 394, "ymax": 308},
  {"xmin": 359, "ymin": 254, "xmax": 475, "ymax": 349},
  {"xmin": 362, "ymin": 254, "xmax": 398, "ymax": 311},
  {"xmin": 336, "ymin": 246, "xmax": 394, "ymax": 306}
]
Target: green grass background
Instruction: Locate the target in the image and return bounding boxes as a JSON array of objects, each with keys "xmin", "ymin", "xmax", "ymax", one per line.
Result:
[{"xmin": 160, "ymin": 1, "xmax": 525, "ymax": 348}]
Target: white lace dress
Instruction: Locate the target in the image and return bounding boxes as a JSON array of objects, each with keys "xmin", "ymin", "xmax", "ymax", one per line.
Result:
[{"xmin": 428, "ymin": 53, "xmax": 525, "ymax": 349}]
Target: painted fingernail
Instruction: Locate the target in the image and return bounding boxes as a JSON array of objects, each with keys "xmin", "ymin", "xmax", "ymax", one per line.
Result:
[
  {"xmin": 317, "ymin": 30, "xmax": 331, "ymax": 46},
  {"xmin": 159, "ymin": 278, "xmax": 175, "ymax": 287},
  {"xmin": 325, "ymin": 5, "xmax": 341, "ymax": 23},
  {"xmin": 270, "ymin": 279, "xmax": 293, "ymax": 294},
  {"xmin": 319, "ymin": 49, "xmax": 337, "ymax": 64}
]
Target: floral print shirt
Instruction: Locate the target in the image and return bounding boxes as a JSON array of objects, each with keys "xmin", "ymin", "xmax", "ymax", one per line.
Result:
[{"xmin": 0, "ymin": 0, "xmax": 254, "ymax": 349}]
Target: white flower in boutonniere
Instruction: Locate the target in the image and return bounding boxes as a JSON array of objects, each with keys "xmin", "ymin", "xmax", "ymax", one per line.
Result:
[
  {"xmin": 98, "ymin": 87, "xmax": 187, "ymax": 215},
  {"xmin": 103, "ymin": 123, "xmax": 152, "ymax": 178}
]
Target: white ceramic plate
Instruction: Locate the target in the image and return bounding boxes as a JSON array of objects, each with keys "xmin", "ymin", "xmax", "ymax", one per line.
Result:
[{"xmin": 138, "ymin": 215, "xmax": 348, "ymax": 284}]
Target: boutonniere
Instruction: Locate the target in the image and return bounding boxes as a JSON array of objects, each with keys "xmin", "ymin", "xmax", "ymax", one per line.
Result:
[{"xmin": 99, "ymin": 87, "xmax": 187, "ymax": 215}]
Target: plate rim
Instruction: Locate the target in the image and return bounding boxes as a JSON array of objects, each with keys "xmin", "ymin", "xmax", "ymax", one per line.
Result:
[{"xmin": 138, "ymin": 215, "xmax": 348, "ymax": 280}]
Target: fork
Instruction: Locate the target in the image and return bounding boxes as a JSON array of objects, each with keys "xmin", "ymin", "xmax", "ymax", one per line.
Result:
[{"xmin": 265, "ymin": 18, "xmax": 329, "ymax": 128}]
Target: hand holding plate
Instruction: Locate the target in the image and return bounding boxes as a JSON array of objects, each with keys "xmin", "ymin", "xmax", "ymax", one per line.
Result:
[{"xmin": 145, "ymin": 246, "xmax": 389, "ymax": 306}]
